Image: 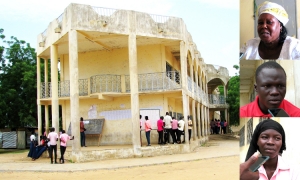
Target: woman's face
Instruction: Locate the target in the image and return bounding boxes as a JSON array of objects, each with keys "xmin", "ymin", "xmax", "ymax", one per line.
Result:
[
  {"xmin": 257, "ymin": 129, "xmax": 282, "ymax": 158},
  {"xmin": 257, "ymin": 13, "xmax": 282, "ymax": 43}
]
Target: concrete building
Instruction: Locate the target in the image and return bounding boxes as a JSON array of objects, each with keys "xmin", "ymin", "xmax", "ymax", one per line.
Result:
[{"xmin": 36, "ymin": 3, "xmax": 230, "ymax": 162}]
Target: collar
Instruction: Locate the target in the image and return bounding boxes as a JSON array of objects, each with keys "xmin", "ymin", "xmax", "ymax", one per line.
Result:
[
  {"xmin": 259, "ymin": 155, "xmax": 290, "ymax": 173},
  {"xmin": 255, "ymin": 96, "xmax": 285, "ymax": 117}
]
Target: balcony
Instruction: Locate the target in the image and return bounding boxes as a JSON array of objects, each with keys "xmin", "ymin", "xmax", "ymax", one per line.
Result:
[{"xmin": 40, "ymin": 71, "xmax": 181, "ymax": 99}]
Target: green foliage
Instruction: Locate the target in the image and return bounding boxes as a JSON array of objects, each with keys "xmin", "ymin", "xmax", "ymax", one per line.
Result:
[
  {"xmin": 226, "ymin": 65, "xmax": 240, "ymax": 126},
  {"xmin": 0, "ymin": 29, "xmax": 37, "ymax": 128}
]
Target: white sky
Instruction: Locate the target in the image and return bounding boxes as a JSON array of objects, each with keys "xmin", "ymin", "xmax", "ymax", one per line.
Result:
[{"xmin": 0, "ymin": 0, "xmax": 239, "ymax": 76}]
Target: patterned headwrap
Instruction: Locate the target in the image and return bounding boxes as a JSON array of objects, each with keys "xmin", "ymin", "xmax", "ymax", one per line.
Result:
[
  {"xmin": 245, "ymin": 119, "xmax": 286, "ymax": 161},
  {"xmin": 257, "ymin": 1, "xmax": 289, "ymax": 26}
]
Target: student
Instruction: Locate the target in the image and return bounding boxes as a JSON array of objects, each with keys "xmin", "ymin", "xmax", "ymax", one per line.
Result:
[
  {"xmin": 27, "ymin": 131, "xmax": 36, "ymax": 158},
  {"xmin": 157, "ymin": 116, "xmax": 164, "ymax": 145},
  {"xmin": 240, "ymin": 61, "xmax": 300, "ymax": 117},
  {"xmin": 240, "ymin": 119, "xmax": 299, "ymax": 180},
  {"xmin": 163, "ymin": 112, "xmax": 172, "ymax": 144},
  {"xmin": 171, "ymin": 117, "xmax": 178, "ymax": 144},
  {"xmin": 47, "ymin": 127, "xmax": 58, "ymax": 164},
  {"xmin": 144, "ymin": 116, "xmax": 151, "ymax": 146},
  {"xmin": 80, "ymin": 117, "xmax": 87, "ymax": 147},
  {"xmin": 177, "ymin": 116, "xmax": 185, "ymax": 144},
  {"xmin": 59, "ymin": 130, "xmax": 74, "ymax": 164}
]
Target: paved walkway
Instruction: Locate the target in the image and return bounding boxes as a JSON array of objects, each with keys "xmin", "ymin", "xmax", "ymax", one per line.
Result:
[{"xmin": 0, "ymin": 134, "xmax": 239, "ymax": 172}]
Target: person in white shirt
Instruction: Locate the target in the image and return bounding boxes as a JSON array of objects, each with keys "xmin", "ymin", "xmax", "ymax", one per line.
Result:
[
  {"xmin": 177, "ymin": 116, "xmax": 185, "ymax": 144},
  {"xmin": 163, "ymin": 112, "xmax": 172, "ymax": 144}
]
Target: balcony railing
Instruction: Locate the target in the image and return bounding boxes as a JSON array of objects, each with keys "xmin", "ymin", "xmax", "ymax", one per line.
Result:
[
  {"xmin": 40, "ymin": 72, "xmax": 181, "ymax": 99},
  {"xmin": 208, "ymin": 94, "xmax": 226, "ymax": 105},
  {"xmin": 126, "ymin": 71, "xmax": 181, "ymax": 92},
  {"xmin": 90, "ymin": 74, "xmax": 121, "ymax": 93}
]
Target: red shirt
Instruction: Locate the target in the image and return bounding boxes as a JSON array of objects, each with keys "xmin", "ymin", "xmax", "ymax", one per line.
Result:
[
  {"xmin": 240, "ymin": 96, "xmax": 300, "ymax": 117},
  {"xmin": 157, "ymin": 119, "xmax": 164, "ymax": 131}
]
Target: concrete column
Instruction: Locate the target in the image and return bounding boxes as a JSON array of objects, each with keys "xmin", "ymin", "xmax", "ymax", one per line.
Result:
[
  {"xmin": 45, "ymin": 104, "xmax": 49, "ymax": 134},
  {"xmin": 201, "ymin": 104, "xmax": 204, "ymax": 136},
  {"xmin": 50, "ymin": 45, "xmax": 59, "ymax": 134},
  {"xmin": 37, "ymin": 57, "xmax": 42, "ymax": 142},
  {"xmin": 128, "ymin": 11, "xmax": 141, "ymax": 156},
  {"xmin": 192, "ymin": 100, "xmax": 196, "ymax": 140},
  {"xmin": 190, "ymin": 61, "xmax": 194, "ymax": 94},
  {"xmin": 197, "ymin": 102, "xmax": 201, "ymax": 138},
  {"xmin": 206, "ymin": 107, "xmax": 209, "ymax": 136},
  {"xmin": 183, "ymin": 94, "xmax": 189, "ymax": 144},
  {"xmin": 69, "ymin": 29, "xmax": 81, "ymax": 162},
  {"xmin": 44, "ymin": 59, "xmax": 48, "ymax": 97}
]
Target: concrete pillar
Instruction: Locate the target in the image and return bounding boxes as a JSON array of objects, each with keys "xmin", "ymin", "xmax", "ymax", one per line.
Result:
[
  {"xmin": 45, "ymin": 104, "xmax": 49, "ymax": 134},
  {"xmin": 128, "ymin": 11, "xmax": 141, "ymax": 156},
  {"xmin": 37, "ymin": 57, "xmax": 42, "ymax": 142},
  {"xmin": 50, "ymin": 45, "xmax": 59, "ymax": 134},
  {"xmin": 44, "ymin": 59, "xmax": 48, "ymax": 97},
  {"xmin": 192, "ymin": 100, "xmax": 196, "ymax": 140},
  {"xmin": 69, "ymin": 29, "xmax": 81, "ymax": 162},
  {"xmin": 201, "ymin": 104, "xmax": 204, "ymax": 136},
  {"xmin": 44, "ymin": 58, "xmax": 49, "ymax": 134},
  {"xmin": 183, "ymin": 94, "xmax": 189, "ymax": 144},
  {"xmin": 197, "ymin": 102, "xmax": 201, "ymax": 138},
  {"xmin": 59, "ymin": 55, "xmax": 66, "ymax": 131},
  {"xmin": 206, "ymin": 107, "xmax": 209, "ymax": 136}
]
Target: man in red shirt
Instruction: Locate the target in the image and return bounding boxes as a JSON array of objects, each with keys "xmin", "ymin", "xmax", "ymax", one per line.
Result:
[{"xmin": 240, "ymin": 61, "xmax": 300, "ymax": 117}]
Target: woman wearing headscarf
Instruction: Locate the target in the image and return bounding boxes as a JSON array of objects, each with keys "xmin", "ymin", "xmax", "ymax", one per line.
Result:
[
  {"xmin": 240, "ymin": 119, "xmax": 299, "ymax": 180},
  {"xmin": 240, "ymin": 1, "xmax": 300, "ymax": 60}
]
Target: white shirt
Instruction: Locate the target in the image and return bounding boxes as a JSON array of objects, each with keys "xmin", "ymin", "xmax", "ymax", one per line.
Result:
[
  {"xmin": 178, "ymin": 119, "xmax": 185, "ymax": 131},
  {"xmin": 30, "ymin": 134, "xmax": 35, "ymax": 141},
  {"xmin": 240, "ymin": 36, "xmax": 300, "ymax": 60},
  {"xmin": 163, "ymin": 115, "xmax": 172, "ymax": 129}
]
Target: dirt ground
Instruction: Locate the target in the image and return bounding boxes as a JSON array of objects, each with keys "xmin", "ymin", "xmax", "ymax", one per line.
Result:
[{"xmin": 0, "ymin": 150, "xmax": 238, "ymax": 180}]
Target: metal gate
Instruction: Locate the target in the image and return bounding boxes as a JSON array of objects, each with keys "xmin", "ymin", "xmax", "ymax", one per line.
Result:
[{"xmin": 2, "ymin": 131, "xmax": 17, "ymax": 148}]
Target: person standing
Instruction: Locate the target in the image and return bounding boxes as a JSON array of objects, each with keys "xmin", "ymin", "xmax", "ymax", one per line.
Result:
[
  {"xmin": 27, "ymin": 131, "xmax": 36, "ymax": 158},
  {"xmin": 177, "ymin": 116, "xmax": 185, "ymax": 144},
  {"xmin": 80, "ymin": 117, "xmax": 87, "ymax": 147},
  {"xmin": 157, "ymin": 116, "xmax": 164, "ymax": 145},
  {"xmin": 223, "ymin": 120, "xmax": 227, "ymax": 134},
  {"xmin": 210, "ymin": 119, "xmax": 215, "ymax": 135},
  {"xmin": 47, "ymin": 127, "xmax": 58, "ymax": 164},
  {"xmin": 144, "ymin": 116, "xmax": 152, "ymax": 146},
  {"xmin": 171, "ymin": 117, "xmax": 178, "ymax": 144},
  {"xmin": 217, "ymin": 119, "xmax": 221, "ymax": 134},
  {"xmin": 59, "ymin": 130, "xmax": 74, "ymax": 164},
  {"xmin": 163, "ymin": 112, "xmax": 172, "ymax": 144},
  {"xmin": 188, "ymin": 116, "xmax": 192, "ymax": 141},
  {"xmin": 220, "ymin": 120, "xmax": 224, "ymax": 134}
]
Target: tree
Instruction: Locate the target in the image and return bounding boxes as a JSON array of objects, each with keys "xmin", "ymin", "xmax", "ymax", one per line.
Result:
[
  {"xmin": 0, "ymin": 29, "xmax": 37, "ymax": 128},
  {"xmin": 226, "ymin": 65, "xmax": 240, "ymax": 126}
]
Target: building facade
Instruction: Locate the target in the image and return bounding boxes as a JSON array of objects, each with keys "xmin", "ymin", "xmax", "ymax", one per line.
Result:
[{"xmin": 36, "ymin": 3, "xmax": 229, "ymax": 162}]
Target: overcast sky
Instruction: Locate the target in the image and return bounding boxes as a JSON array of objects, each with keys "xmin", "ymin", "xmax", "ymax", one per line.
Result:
[{"xmin": 0, "ymin": 0, "xmax": 239, "ymax": 76}]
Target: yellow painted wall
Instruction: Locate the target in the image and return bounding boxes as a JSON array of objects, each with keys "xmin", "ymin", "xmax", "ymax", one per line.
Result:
[
  {"xmin": 62, "ymin": 93, "xmax": 185, "ymax": 145},
  {"xmin": 240, "ymin": 0, "xmax": 255, "ymax": 48}
]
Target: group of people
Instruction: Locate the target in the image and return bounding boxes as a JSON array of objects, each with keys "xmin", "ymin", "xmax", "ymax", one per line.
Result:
[
  {"xmin": 28, "ymin": 127, "xmax": 74, "ymax": 164},
  {"xmin": 141, "ymin": 112, "xmax": 192, "ymax": 146},
  {"xmin": 210, "ymin": 119, "xmax": 227, "ymax": 135}
]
